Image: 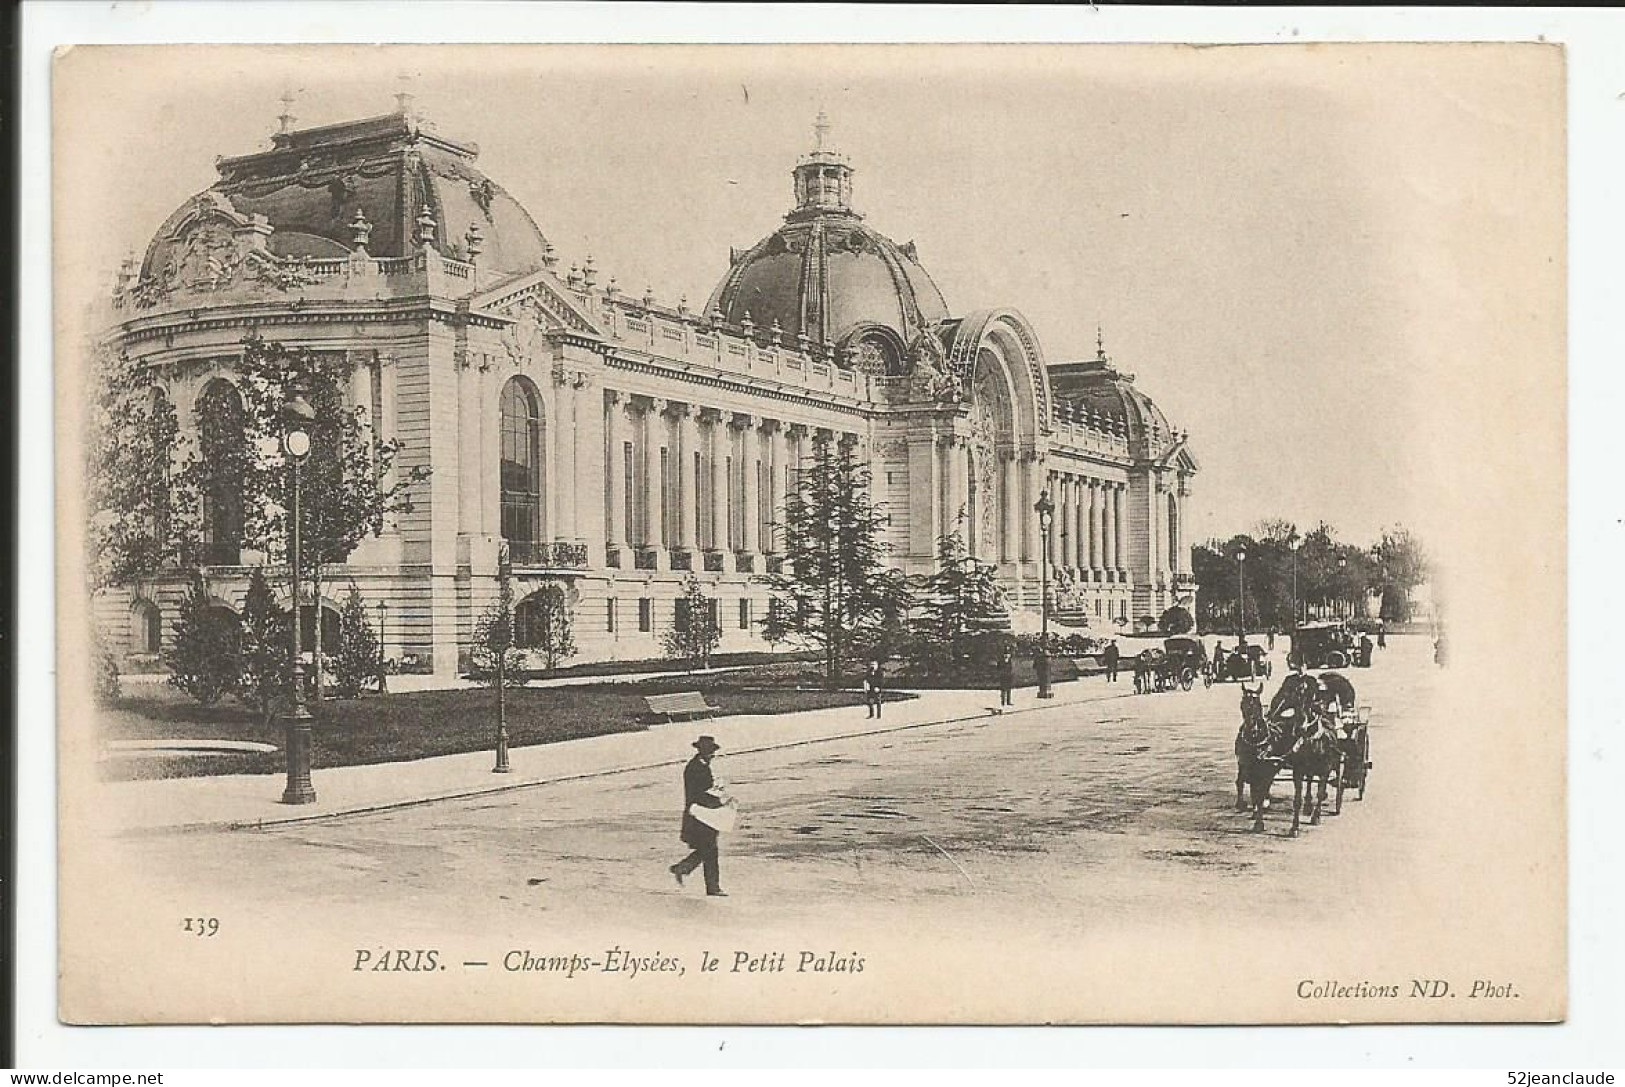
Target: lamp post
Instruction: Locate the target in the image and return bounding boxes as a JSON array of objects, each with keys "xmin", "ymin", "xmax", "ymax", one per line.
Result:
[
  {"xmin": 1337, "ymin": 555, "xmax": 1348, "ymax": 620},
  {"xmin": 494, "ymin": 541, "xmax": 512, "ymax": 774},
  {"xmin": 280, "ymin": 378, "xmax": 317, "ymax": 806},
  {"xmin": 1034, "ymin": 489, "xmax": 1055, "ymax": 699},
  {"xmin": 1235, "ymin": 548, "xmax": 1248, "ymax": 648},
  {"xmin": 375, "ymin": 599, "xmax": 388, "ymax": 695},
  {"xmin": 1290, "ymin": 537, "xmax": 1302, "ymax": 628}
]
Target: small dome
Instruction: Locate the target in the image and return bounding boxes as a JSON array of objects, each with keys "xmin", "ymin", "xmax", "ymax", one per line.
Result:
[
  {"xmin": 140, "ymin": 110, "xmax": 551, "ymax": 282},
  {"xmin": 704, "ymin": 115, "xmax": 948, "ymax": 363},
  {"xmin": 1048, "ymin": 348, "xmax": 1180, "ymax": 458}
]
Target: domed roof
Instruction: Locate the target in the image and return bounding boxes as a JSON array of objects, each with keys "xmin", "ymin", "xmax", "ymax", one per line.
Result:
[
  {"xmin": 140, "ymin": 109, "xmax": 551, "ymax": 282},
  {"xmin": 704, "ymin": 115, "xmax": 949, "ymax": 352},
  {"xmin": 1048, "ymin": 342, "xmax": 1181, "ymax": 458}
]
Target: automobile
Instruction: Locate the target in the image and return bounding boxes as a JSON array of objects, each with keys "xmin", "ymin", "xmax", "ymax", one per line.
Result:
[{"xmin": 1290, "ymin": 621, "xmax": 1361, "ymax": 669}]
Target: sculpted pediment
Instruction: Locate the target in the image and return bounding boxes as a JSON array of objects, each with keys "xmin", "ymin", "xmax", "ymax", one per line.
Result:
[{"xmin": 473, "ymin": 272, "xmax": 605, "ymax": 341}]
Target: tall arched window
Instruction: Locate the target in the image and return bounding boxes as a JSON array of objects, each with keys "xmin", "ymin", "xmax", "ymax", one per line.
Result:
[
  {"xmin": 196, "ymin": 379, "xmax": 246, "ymax": 565},
  {"xmin": 500, "ymin": 378, "xmax": 545, "ymax": 559}
]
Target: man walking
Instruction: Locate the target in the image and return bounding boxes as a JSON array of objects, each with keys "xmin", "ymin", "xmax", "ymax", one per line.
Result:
[
  {"xmin": 670, "ymin": 735, "xmax": 728, "ymax": 897},
  {"xmin": 1103, "ymin": 639, "xmax": 1119, "ymax": 683},
  {"xmin": 863, "ymin": 658, "xmax": 885, "ymax": 718},
  {"xmin": 998, "ymin": 648, "xmax": 1015, "ymax": 706}
]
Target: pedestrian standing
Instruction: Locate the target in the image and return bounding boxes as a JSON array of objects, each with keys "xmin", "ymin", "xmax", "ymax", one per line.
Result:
[
  {"xmin": 1377, "ymin": 621, "xmax": 1387, "ymax": 650},
  {"xmin": 1268, "ymin": 629, "xmax": 1276, "ymax": 652},
  {"xmin": 863, "ymin": 658, "xmax": 884, "ymax": 719},
  {"xmin": 998, "ymin": 648, "xmax": 1015, "ymax": 706},
  {"xmin": 670, "ymin": 735, "xmax": 728, "ymax": 897},
  {"xmin": 1103, "ymin": 640, "xmax": 1120, "ymax": 683}
]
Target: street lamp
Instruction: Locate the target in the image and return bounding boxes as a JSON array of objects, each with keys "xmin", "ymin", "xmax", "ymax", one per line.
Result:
[
  {"xmin": 375, "ymin": 599, "xmax": 389, "ymax": 695},
  {"xmin": 494, "ymin": 541, "xmax": 513, "ymax": 774},
  {"xmin": 1034, "ymin": 489, "xmax": 1055, "ymax": 699},
  {"xmin": 1337, "ymin": 555, "xmax": 1348, "ymax": 620},
  {"xmin": 1289, "ymin": 537, "xmax": 1302, "ymax": 629},
  {"xmin": 1235, "ymin": 548, "xmax": 1248, "ymax": 649},
  {"xmin": 280, "ymin": 378, "xmax": 318, "ymax": 806}
]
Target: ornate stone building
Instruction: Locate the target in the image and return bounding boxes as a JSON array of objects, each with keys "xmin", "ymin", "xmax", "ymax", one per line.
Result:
[{"xmin": 96, "ymin": 102, "xmax": 1198, "ymax": 677}]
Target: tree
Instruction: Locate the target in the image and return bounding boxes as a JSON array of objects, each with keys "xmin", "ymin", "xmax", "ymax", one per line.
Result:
[
  {"xmin": 757, "ymin": 439, "xmax": 912, "ymax": 686},
  {"xmin": 331, "ymin": 584, "xmax": 380, "ymax": 699},
  {"xmin": 87, "ymin": 334, "xmax": 429, "ymax": 698},
  {"xmin": 92, "ymin": 628, "xmax": 122, "ymax": 708},
  {"xmin": 164, "ymin": 571, "xmax": 240, "ymax": 706},
  {"xmin": 236, "ymin": 566, "xmax": 290, "ymax": 725},
  {"xmin": 908, "ymin": 521, "xmax": 1008, "ymax": 672},
  {"xmin": 519, "ymin": 582, "xmax": 577, "ymax": 673},
  {"xmin": 469, "ymin": 560, "xmax": 525, "ymax": 688},
  {"xmin": 663, "ymin": 575, "xmax": 722, "ymax": 672},
  {"xmin": 84, "ymin": 344, "xmax": 200, "ymax": 590},
  {"xmin": 1372, "ymin": 525, "xmax": 1430, "ymax": 621}
]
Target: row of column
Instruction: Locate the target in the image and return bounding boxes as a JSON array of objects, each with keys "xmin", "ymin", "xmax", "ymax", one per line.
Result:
[
  {"xmin": 1047, "ymin": 472, "xmax": 1127, "ymax": 578},
  {"xmin": 602, "ymin": 392, "xmax": 859, "ymax": 563}
]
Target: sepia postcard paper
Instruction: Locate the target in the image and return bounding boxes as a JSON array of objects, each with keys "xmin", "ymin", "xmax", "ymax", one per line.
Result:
[{"xmin": 53, "ymin": 43, "xmax": 1566, "ymax": 1025}]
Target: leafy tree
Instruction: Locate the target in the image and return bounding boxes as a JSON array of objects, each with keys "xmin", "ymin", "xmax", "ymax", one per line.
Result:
[
  {"xmin": 331, "ymin": 584, "xmax": 380, "ymax": 699},
  {"xmin": 1159, "ymin": 604, "xmax": 1195, "ymax": 636},
  {"xmin": 757, "ymin": 439, "xmax": 912, "ymax": 686},
  {"xmin": 908, "ymin": 521, "xmax": 1008, "ymax": 672},
  {"xmin": 164, "ymin": 571, "xmax": 240, "ymax": 706},
  {"xmin": 92, "ymin": 629, "xmax": 122, "ymax": 708},
  {"xmin": 84, "ymin": 344, "xmax": 200, "ymax": 589},
  {"xmin": 1372, "ymin": 525, "xmax": 1429, "ymax": 621},
  {"xmin": 469, "ymin": 559, "xmax": 525, "ymax": 688},
  {"xmin": 236, "ymin": 566, "xmax": 290, "ymax": 724},
  {"xmin": 519, "ymin": 582, "xmax": 577, "ymax": 673},
  {"xmin": 663, "ymin": 574, "xmax": 722, "ymax": 672}
]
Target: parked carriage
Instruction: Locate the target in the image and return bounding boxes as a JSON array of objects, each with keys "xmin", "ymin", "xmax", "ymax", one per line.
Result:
[
  {"xmin": 1158, "ymin": 635, "xmax": 1210, "ymax": 691},
  {"xmin": 1215, "ymin": 642, "xmax": 1272, "ymax": 682},
  {"xmin": 1290, "ymin": 621, "xmax": 1368, "ymax": 670}
]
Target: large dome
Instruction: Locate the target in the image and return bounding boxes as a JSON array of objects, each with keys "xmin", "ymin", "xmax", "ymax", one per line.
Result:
[
  {"xmin": 140, "ymin": 109, "xmax": 551, "ymax": 282},
  {"xmin": 704, "ymin": 116, "xmax": 948, "ymax": 368},
  {"xmin": 1048, "ymin": 350, "xmax": 1181, "ymax": 458}
]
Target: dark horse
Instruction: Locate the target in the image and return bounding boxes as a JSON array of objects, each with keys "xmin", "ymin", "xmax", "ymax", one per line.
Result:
[
  {"xmin": 1233, "ymin": 682, "xmax": 1282, "ymax": 832},
  {"xmin": 1279, "ymin": 687, "xmax": 1343, "ymax": 836},
  {"xmin": 1236, "ymin": 674, "xmax": 1345, "ymax": 836}
]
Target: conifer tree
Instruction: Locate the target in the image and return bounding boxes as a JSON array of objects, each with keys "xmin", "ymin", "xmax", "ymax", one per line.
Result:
[
  {"xmin": 331, "ymin": 584, "xmax": 379, "ymax": 699},
  {"xmin": 236, "ymin": 566, "xmax": 290, "ymax": 723},
  {"xmin": 662, "ymin": 574, "xmax": 722, "ymax": 672},
  {"xmin": 758, "ymin": 439, "xmax": 911, "ymax": 686},
  {"xmin": 164, "ymin": 570, "xmax": 240, "ymax": 706},
  {"xmin": 909, "ymin": 519, "xmax": 1008, "ymax": 672}
]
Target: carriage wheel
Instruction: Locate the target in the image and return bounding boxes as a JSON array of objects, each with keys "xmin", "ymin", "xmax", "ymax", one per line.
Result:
[
  {"xmin": 1333, "ymin": 755, "xmax": 1346, "ymax": 815},
  {"xmin": 1357, "ymin": 731, "xmax": 1371, "ymax": 800},
  {"xmin": 1180, "ymin": 668, "xmax": 1195, "ymax": 691},
  {"xmin": 1203, "ymin": 669, "xmax": 1213, "ymax": 689},
  {"xmin": 1327, "ymin": 651, "xmax": 1348, "ymax": 669}
]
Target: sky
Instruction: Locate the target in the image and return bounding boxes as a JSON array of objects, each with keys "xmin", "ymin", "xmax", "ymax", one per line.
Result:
[{"xmin": 57, "ymin": 43, "xmax": 1565, "ymax": 552}]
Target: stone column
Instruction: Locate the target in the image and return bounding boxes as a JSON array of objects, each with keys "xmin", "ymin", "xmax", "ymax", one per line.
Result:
[
  {"xmin": 573, "ymin": 374, "xmax": 602, "ymax": 555},
  {"xmin": 705, "ymin": 409, "xmax": 727, "ymax": 553},
  {"xmin": 908, "ymin": 431, "xmax": 941, "ymax": 562},
  {"xmin": 1021, "ymin": 453, "xmax": 1042, "ymax": 563},
  {"xmin": 1061, "ymin": 476, "xmax": 1077, "ymax": 570},
  {"xmin": 1114, "ymin": 483, "xmax": 1127, "ymax": 574},
  {"xmin": 1088, "ymin": 479, "xmax": 1101, "ymax": 575},
  {"xmin": 604, "ymin": 390, "xmax": 624, "ymax": 551},
  {"xmin": 763, "ymin": 420, "xmax": 785, "ymax": 553},
  {"xmin": 675, "ymin": 403, "xmax": 699, "ymax": 552},
  {"xmin": 734, "ymin": 413, "xmax": 759, "ymax": 557},
  {"xmin": 642, "ymin": 398, "xmax": 666, "ymax": 556},
  {"xmin": 946, "ymin": 436, "xmax": 968, "ymax": 534},
  {"xmin": 1000, "ymin": 451, "xmax": 1019, "ymax": 564},
  {"xmin": 551, "ymin": 370, "xmax": 577, "ymax": 543},
  {"xmin": 1074, "ymin": 478, "xmax": 1089, "ymax": 578},
  {"xmin": 1102, "ymin": 482, "xmax": 1116, "ymax": 574}
]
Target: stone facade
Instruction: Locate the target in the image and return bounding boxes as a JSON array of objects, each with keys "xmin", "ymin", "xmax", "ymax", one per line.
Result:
[{"xmin": 95, "ymin": 105, "xmax": 1198, "ymax": 678}]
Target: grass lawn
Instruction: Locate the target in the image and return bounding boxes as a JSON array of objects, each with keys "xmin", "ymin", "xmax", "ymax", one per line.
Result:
[{"xmin": 99, "ymin": 675, "xmax": 914, "ymax": 782}]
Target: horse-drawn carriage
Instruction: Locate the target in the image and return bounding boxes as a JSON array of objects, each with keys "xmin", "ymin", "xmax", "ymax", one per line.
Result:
[
  {"xmin": 1290, "ymin": 621, "xmax": 1371, "ymax": 670},
  {"xmin": 1158, "ymin": 635, "xmax": 1210, "ymax": 691},
  {"xmin": 1214, "ymin": 642, "xmax": 1272, "ymax": 682},
  {"xmin": 1234, "ymin": 670, "xmax": 1373, "ymax": 835}
]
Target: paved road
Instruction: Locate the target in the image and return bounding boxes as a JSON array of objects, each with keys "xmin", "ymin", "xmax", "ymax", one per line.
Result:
[{"xmin": 127, "ymin": 639, "xmax": 1439, "ymax": 941}]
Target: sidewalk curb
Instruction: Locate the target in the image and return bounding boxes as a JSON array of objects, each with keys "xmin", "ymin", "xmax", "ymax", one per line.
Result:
[{"xmin": 119, "ymin": 687, "xmax": 1137, "ymax": 838}]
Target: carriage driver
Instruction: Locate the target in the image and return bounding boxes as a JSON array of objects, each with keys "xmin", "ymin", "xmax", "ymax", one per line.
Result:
[{"xmin": 1267, "ymin": 658, "xmax": 1320, "ymax": 723}]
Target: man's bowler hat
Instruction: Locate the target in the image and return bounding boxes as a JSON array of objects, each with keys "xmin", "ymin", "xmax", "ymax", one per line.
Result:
[{"xmin": 693, "ymin": 735, "xmax": 721, "ymax": 754}]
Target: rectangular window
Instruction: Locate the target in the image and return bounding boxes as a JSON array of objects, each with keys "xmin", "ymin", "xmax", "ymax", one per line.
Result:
[
  {"xmin": 886, "ymin": 471, "xmax": 896, "ymax": 485},
  {"xmin": 659, "ymin": 448, "xmax": 671, "ymax": 547},
  {"xmin": 1095, "ymin": 600, "xmax": 1102, "ymax": 617},
  {"xmin": 707, "ymin": 599, "xmax": 719, "ymax": 630},
  {"xmin": 639, "ymin": 598, "xmax": 653, "ymax": 632},
  {"xmin": 675, "ymin": 598, "xmax": 691, "ymax": 633},
  {"xmin": 607, "ymin": 598, "xmax": 617, "ymax": 635},
  {"xmin": 623, "ymin": 441, "xmax": 635, "ymax": 543},
  {"xmin": 738, "ymin": 598, "xmax": 751, "ymax": 630}
]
